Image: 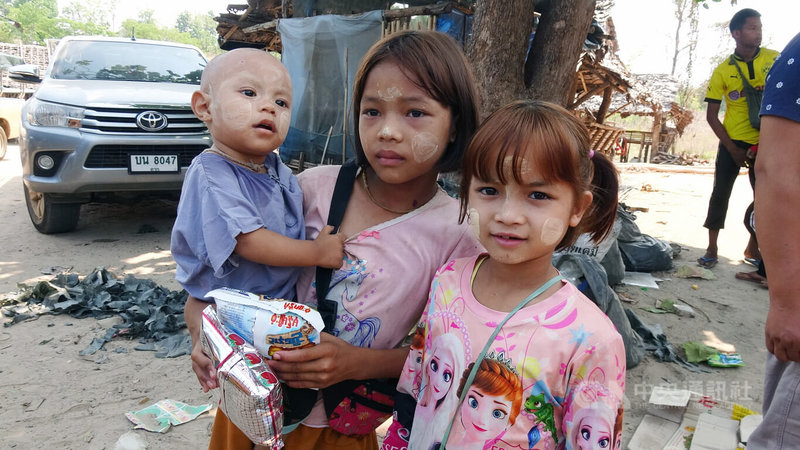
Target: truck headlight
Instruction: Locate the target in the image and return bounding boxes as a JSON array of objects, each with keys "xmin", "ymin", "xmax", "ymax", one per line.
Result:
[{"xmin": 26, "ymin": 98, "xmax": 84, "ymax": 128}]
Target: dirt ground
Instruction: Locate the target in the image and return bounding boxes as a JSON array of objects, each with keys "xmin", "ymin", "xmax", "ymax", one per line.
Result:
[{"xmin": 0, "ymin": 144, "xmax": 768, "ymax": 449}]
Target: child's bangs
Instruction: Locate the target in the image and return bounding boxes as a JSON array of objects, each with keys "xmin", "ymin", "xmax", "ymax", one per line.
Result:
[
  {"xmin": 384, "ymin": 38, "xmax": 451, "ymax": 107},
  {"xmin": 469, "ymin": 110, "xmax": 583, "ymax": 186}
]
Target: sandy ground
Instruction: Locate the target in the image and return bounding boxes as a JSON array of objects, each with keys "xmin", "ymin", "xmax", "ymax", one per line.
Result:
[{"xmin": 0, "ymin": 144, "xmax": 768, "ymax": 449}]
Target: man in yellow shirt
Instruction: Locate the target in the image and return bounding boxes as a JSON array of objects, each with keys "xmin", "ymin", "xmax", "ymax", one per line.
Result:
[{"xmin": 697, "ymin": 8, "xmax": 779, "ymax": 271}]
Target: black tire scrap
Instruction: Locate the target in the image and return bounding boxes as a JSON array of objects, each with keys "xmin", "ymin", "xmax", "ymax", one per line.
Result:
[{"xmin": 1, "ymin": 268, "xmax": 191, "ymax": 358}]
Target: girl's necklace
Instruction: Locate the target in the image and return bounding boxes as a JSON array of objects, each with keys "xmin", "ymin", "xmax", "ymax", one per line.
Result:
[
  {"xmin": 205, "ymin": 147, "xmax": 266, "ymax": 173},
  {"xmin": 361, "ymin": 170, "xmax": 434, "ymax": 215}
]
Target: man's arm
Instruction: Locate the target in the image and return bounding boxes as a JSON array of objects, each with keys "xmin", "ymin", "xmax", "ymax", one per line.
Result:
[
  {"xmin": 754, "ymin": 115, "xmax": 800, "ymax": 362},
  {"xmin": 235, "ymin": 225, "xmax": 345, "ymax": 269},
  {"xmin": 706, "ymin": 102, "xmax": 749, "ymax": 167}
]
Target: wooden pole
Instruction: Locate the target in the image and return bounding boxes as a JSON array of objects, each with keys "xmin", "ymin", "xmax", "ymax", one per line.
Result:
[{"xmin": 650, "ymin": 111, "xmax": 662, "ymax": 164}]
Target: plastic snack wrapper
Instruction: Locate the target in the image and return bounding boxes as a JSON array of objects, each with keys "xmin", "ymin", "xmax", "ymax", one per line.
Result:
[
  {"xmin": 207, "ymin": 287, "xmax": 324, "ymax": 359},
  {"xmin": 200, "ymin": 305, "xmax": 284, "ymax": 449},
  {"xmin": 125, "ymin": 399, "xmax": 212, "ymax": 433}
]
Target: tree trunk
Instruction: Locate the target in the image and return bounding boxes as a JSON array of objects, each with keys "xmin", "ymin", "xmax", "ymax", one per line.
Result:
[
  {"xmin": 467, "ymin": 0, "xmax": 536, "ymax": 117},
  {"xmin": 524, "ymin": 0, "xmax": 596, "ymax": 106},
  {"xmin": 671, "ymin": 0, "xmax": 686, "ymax": 77},
  {"xmin": 596, "ymin": 86, "xmax": 612, "ymax": 123}
]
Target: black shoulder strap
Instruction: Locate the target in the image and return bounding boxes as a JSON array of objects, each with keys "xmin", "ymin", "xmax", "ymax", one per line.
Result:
[{"xmin": 316, "ymin": 160, "xmax": 359, "ymax": 333}]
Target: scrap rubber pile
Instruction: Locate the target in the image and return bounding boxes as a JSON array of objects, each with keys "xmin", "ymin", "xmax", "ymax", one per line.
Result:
[{"xmin": 0, "ymin": 268, "xmax": 191, "ymax": 358}]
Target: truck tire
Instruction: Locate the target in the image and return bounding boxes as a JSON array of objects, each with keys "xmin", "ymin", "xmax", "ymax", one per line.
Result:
[{"xmin": 24, "ymin": 184, "xmax": 81, "ymax": 233}]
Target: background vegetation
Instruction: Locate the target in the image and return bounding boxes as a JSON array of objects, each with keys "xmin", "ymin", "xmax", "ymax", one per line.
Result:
[{"xmin": 0, "ymin": 0, "xmax": 220, "ymax": 56}]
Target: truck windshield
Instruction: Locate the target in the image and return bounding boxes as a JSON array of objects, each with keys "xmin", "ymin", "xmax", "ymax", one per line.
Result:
[{"xmin": 50, "ymin": 40, "xmax": 206, "ymax": 84}]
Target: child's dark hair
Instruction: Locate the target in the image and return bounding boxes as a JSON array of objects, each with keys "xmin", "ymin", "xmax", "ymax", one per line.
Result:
[
  {"xmin": 458, "ymin": 100, "xmax": 618, "ymax": 250},
  {"xmin": 730, "ymin": 8, "xmax": 760, "ymax": 33},
  {"xmin": 352, "ymin": 30, "xmax": 479, "ymax": 173}
]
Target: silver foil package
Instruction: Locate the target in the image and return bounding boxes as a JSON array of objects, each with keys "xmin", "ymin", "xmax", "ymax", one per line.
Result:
[{"xmin": 200, "ymin": 305, "xmax": 284, "ymax": 449}]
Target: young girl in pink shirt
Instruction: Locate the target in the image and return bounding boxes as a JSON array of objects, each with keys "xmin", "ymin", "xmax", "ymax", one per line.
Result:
[{"xmin": 383, "ymin": 100, "xmax": 626, "ymax": 450}]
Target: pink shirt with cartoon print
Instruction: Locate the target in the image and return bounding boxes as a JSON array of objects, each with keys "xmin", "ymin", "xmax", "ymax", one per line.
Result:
[{"xmin": 383, "ymin": 254, "xmax": 626, "ymax": 450}]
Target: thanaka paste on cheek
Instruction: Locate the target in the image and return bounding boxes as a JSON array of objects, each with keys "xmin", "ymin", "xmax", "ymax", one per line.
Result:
[
  {"xmin": 468, "ymin": 208, "xmax": 481, "ymax": 239},
  {"xmin": 276, "ymin": 110, "xmax": 290, "ymax": 140},
  {"xmin": 411, "ymin": 132, "xmax": 439, "ymax": 162},
  {"xmin": 540, "ymin": 217, "xmax": 565, "ymax": 246},
  {"xmin": 221, "ymin": 101, "xmax": 252, "ymax": 123}
]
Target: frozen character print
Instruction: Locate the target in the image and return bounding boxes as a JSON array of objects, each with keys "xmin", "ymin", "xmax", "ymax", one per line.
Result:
[
  {"xmin": 569, "ymin": 405, "xmax": 614, "ymax": 450},
  {"xmin": 397, "ymin": 324, "xmax": 426, "ymax": 398},
  {"xmin": 611, "ymin": 407, "xmax": 623, "ymax": 450},
  {"xmin": 410, "ymin": 333, "xmax": 466, "ymax": 450},
  {"xmin": 450, "ymin": 353, "xmax": 523, "ymax": 449},
  {"xmin": 564, "ymin": 382, "xmax": 619, "ymax": 450}
]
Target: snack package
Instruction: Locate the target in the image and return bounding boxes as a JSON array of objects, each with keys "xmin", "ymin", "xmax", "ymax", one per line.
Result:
[
  {"xmin": 707, "ymin": 352, "xmax": 745, "ymax": 368},
  {"xmin": 200, "ymin": 305, "xmax": 284, "ymax": 448},
  {"xmin": 207, "ymin": 287, "xmax": 324, "ymax": 359}
]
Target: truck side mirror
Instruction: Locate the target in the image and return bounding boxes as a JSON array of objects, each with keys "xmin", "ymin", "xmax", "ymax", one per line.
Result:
[{"xmin": 9, "ymin": 64, "xmax": 41, "ymax": 84}]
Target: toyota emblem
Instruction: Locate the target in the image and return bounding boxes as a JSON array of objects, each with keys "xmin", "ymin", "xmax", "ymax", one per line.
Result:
[{"xmin": 136, "ymin": 110, "xmax": 168, "ymax": 132}]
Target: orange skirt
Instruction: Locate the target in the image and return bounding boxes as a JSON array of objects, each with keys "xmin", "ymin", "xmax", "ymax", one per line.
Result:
[{"xmin": 208, "ymin": 410, "xmax": 378, "ymax": 450}]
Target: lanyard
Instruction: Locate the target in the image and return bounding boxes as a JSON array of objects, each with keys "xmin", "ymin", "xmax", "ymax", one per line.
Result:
[{"xmin": 438, "ymin": 273, "xmax": 563, "ymax": 449}]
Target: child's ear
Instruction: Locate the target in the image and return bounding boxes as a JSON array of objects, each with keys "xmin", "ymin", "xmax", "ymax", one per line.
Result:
[
  {"xmin": 569, "ymin": 190, "xmax": 593, "ymax": 227},
  {"xmin": 191, "ymin": 90, "xmax": 212, "ymax": 123}
]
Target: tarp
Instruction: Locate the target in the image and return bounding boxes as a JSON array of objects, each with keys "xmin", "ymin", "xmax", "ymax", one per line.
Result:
[
  {"xmin": 277, "ymin": 11, "xmax": 383, "ymax": 165},
  {"xmin": 435, "ymin": 9, "xmax": 472, "ymax": 47}
]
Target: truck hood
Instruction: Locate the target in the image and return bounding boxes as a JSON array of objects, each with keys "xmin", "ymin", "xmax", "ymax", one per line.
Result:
[{"xmin": 34, "ymin": 79, "xmax": 197, "ymax": 108}]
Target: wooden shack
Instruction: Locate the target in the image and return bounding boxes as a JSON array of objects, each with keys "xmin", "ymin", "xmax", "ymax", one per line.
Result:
[{"xmin": 573, "ymin": 7, "xmax": 693, "ymax": 162}]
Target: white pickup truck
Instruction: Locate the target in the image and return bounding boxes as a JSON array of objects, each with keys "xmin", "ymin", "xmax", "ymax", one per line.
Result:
[{"xmin": 18, "ymin": 36, "xmax": 211, "ymax": 233}]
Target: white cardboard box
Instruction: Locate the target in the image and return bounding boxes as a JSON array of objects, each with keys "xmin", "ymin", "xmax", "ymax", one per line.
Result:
[{"xmin": 628, "ymin": 388, "xmax": 760, "ymax": 450}]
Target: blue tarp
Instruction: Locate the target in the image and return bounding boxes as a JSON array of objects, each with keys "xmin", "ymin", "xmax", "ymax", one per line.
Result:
[
  {"xmin": 435, "ymin": 9, "xmax": 472, "ymax": 48},
  {"xmin": 277, "ymin": 11, "xmax": 383, "ymax": 165}
]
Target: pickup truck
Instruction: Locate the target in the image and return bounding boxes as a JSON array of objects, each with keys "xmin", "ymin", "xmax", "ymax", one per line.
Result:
[{"xmin": 18, "ymin": 36, "xmax": 211, "ymax": 233}]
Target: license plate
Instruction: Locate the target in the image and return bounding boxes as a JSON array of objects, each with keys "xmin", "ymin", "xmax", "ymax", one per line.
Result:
[{"xmin": 129, "ymin": 154, "xmax": 179, "ymax": 173}]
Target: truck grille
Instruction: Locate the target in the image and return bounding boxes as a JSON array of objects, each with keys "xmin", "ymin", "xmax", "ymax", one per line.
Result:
[
  {"xmin": 81, "ymin": 107, "xmax": 207, "ymax": 134},
  {"xmin": 84, "ymin": 144, "xmax": 207, "ymax": 168}
]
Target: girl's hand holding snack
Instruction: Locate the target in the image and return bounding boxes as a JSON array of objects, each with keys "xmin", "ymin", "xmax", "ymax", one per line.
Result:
[
  {"xmin": 313, "ymin": 224, "xmax": 346, "ymax": 269},
  {"xmin": 269, "ymin": 333, "xmax": 408, "ymax": 389},
  {"xmin": 191, "ymin": 338, "xmax": 219, "ymax": 392},
  {"xmin": 269, "ymin": 333, "xmax": 358, "ymax": 389},
  {"xmin": 184, "ymin": 296, "xmax": 219, "ymax": 392}
]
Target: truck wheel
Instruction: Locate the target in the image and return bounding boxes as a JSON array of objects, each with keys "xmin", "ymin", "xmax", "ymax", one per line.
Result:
[
  {"xmin": 0, "ymin": 127, "xmax": 7, "ymax": 160},
  {"xmin": 24, "ymin": 184, "xmax": 81, "ymax": 233}
]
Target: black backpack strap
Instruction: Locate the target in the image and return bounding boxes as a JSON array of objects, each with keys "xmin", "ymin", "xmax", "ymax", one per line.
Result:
[
  {"xmin": 283, "ymin": 161, "xmax": 360, "ymax": 429},
  {"xmin": 316, "ymin": 160, "xmax": 359, "ymax": 333}
]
